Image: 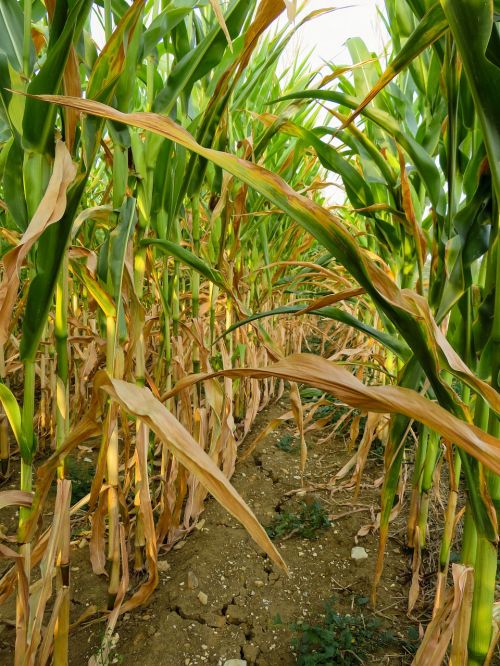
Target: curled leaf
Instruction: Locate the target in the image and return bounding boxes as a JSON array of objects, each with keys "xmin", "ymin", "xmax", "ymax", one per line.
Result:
[{"xmin": 0, "ymin": 141, "xmax": 77, "ymax": 345}]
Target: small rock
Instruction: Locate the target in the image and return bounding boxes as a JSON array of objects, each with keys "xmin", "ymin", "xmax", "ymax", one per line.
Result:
[
  {"xmin": 173, "ymin": 540, "xmax": 186, "ymax": 550},
  {"xmin": 78, "ymin": 539, "xmax": 87, "ymax": 549},
  {"xmin": 187, "ymin": 571, "xmax": 198, "ymax": 589},
  {"xmin": 157, "ymin": 560, "xmax": 171, "ymax": 572},
  {"xmin": 351, "ymin": 546, "xmax": 368, "ymax": 562},
  {"xmin": 254, "ymin": 580, "xmax": 264, "ymax": 588},
  {"xmin": 198, "ymin": 591, "xmax": 208, "ymax": 605},
  {"xmin": 223, "ymin": 661, "xmax": 247, "ymax": 666}
]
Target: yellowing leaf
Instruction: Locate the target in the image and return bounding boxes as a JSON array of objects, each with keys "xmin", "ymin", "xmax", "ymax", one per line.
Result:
[
  {"xmin": 0, "ymin": 141, "xmax": 77, "ymax": 345},
  {"xmin": 209, "ymin": 0, "xmax": 233, "ymax": 51}
]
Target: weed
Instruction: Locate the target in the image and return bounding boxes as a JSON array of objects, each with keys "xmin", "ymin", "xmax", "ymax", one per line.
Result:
[
  {"xmin": 276, "ymin": 433, "xmax": 298, "ymax": 453},
  {"xmin": 266, "ymin": 499, "xmax": 330, "ymax": 540},
  {"xmin": 291, "ymin": 600, "xmax": 417, "ymax": 665}
]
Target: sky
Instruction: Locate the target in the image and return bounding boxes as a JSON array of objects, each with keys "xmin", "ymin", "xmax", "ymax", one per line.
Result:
[
  {"xmin": 91, "ymin": 1, "xmax": 387, "ymax": 66},
  {"xmin": 281, "ymin": 0, "xmax": 387, "ymax": 69}
]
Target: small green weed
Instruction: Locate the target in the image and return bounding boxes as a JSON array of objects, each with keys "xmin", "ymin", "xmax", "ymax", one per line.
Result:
[
  {"xmin": 276, "ymin": 433, "xmax": 298, "ymax": 453},
  {"xmin": 266, "ymin": 499, "xmax": 330, "ymax": 540},
  {"xmin": 65, "ymin": 456, "xmax": 94, "ymax": 503},
  {"xmin": 291, "ymin": 601, "xmax": 416, "ymax": 665}
]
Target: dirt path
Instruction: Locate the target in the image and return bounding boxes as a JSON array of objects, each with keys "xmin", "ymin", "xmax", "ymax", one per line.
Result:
[
  {"xmin": 0, "ymin": 401, "xmax": 418, "ymax": 665},
  {"xmin": 65, "ymin": 401, "xmax": 417, "ymax": 665}
]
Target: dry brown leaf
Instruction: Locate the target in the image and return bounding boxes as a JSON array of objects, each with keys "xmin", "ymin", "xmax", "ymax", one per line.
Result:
[
  {"xmin": 290, "ymin": 382, "xmax": 306, "ymax": 471},
  {"xmin": 397, "ymin": 145, "xmax": 426, "ymax": 278},
  {"xmin": 120, "ymin": 422, "xmax": 158, "ymax": 613},
  {"xmin": 164, "ymin": 353, "xmax": 500, "ymax": 476},
  {"xmin": 352, "ymin": 412, "xmax": 385, "ymax": 495},
  {"xmin": 449, "ymin": 556, "xmax": 474, "ymax": 665},
  {"xmin": 408, "ymin": 527, "xmax": 422, "ymax": 615},
  {"xmin": 209, "ymin": 0, "xmax": 233, "ymax": 50},
  {"xmin": 240, "ymin": 410, "xmax": 294, "ymax": 461},
  {"xmin": 284, "ymin": 0, "xmax": 296, "ymax": 20},
  {"xmin": 0, "ymin": 543, "xmax": 29, "ymax": 660},
  {"xmin": 413, "ymin": 565, "xmax": 473, "ymax": 665},
  {"xmin": 0, "ymin": 490, "xmax": 33, "ymax": 510},
  {"xmin": 25, "ymin": 480, "xmax": 72, "ymax": 663},
  {"xmin": 296, "ymin": 287, "xmax": 365, "ymax": 314},
  {"xmin": 63, "ymin": 46, "xmax": 81, "ymax": 153},
  {"xmin": 89, "ymin": 525, "xmax": 129, "ymax": 666},
  {"xmin": 94, "ymin": 372, "xmax": 287, "ymax": 572}
]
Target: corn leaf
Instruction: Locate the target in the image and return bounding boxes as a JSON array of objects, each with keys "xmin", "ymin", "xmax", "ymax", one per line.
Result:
[
  {"xmin": 95, "ymin": 372, "xmax": 288, "ymax": 572},
  {"xmin": 165, "ymin": 353, "xmax": 500, "ymax": 475}
]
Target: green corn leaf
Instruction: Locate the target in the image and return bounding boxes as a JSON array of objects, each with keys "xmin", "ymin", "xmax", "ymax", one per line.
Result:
[
  {"xmin": 141, "ymin": 3, "xmax": 198, "ymax": 58},
  {"xmin": 276, "ymin": 88, "xmax": 445, "ymax": 213},
  {"xmin": 343, "ymin": 4, "xmax": 448, "ymax": 129},
  {"xmin": 20, "ymin": 177, "xmax": 87, "ymax": 361},
  {"xmin": 440, "ymin": 0, "xmax": 500, "ymax": 199},
  {"xmin": 0, "ymin": 0, "xmax": 30, "ymax": 71},
  {"xmin": 0, "ymin": 383, "xmax": 25, "ymax": 458},
  {"xmin": 152, "ymin": 0, "xmax": 254, "ymax": 113},
  {"xmin": 142, "ymin": 238, "xmax": 230, "ymax": 293},
  {"xmin": 109, "ymin": 197, "xmax": 137, "ymax": 343},
  {"xmin": 20, "ymin": 2, "xmax": 144, "ymax": 362},
  {"xmin": 268, "ymin": 117, "xmax": 375, "ymax": 211},
  {"xmin": 3, "ymin": 136, "xmax": 28, "ymax": 231},
  {"xmin": 83, "ymin": 0, "xmax": 144, "ymax": 164},
  {"xmin": 23, "ymin": 0, "xmax": 92, "ymax": 154},
  {"xmin": 220, "ymin": 304, "xmax": 412, "ymax": 361}
]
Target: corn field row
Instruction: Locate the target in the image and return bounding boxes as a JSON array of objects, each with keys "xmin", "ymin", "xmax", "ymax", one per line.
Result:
[{"xmin": 0, "ymin": 0, "xmax": 499, "ymax": 664}]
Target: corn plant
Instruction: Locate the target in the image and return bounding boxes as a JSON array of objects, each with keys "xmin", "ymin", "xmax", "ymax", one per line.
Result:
[{"xmin": 0, "ymin": 1, "xmax": 499, "ymax": 665}]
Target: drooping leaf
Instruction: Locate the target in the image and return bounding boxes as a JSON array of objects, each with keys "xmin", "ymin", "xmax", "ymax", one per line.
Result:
[
  {"xmin": 31, "ymin": 96, "xmax": 498, "ymax": 416},
  {"xmin": 95, "ymin": 372, "xmax": 288, "ymax": 572},
  {"xmin": 165, "ymin": 353, "xmax": 500, "ymax": 475}
]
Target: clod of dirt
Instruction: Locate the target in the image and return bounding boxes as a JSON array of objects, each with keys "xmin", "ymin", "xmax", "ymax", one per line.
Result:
[
  {"xmin": 157, "ymin": 560, "xmax": 171, "ymax": 572},
  {"xmin": 187, "ymin": 571, "xmax": 199, "ymax": 589},
  {"xmin": 226, "ymin": 604, "xmax": 249, "ymax": 625},
  {"xmin": 243, "ymin": 643, "xmax": 260, "ymax": 663}
]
